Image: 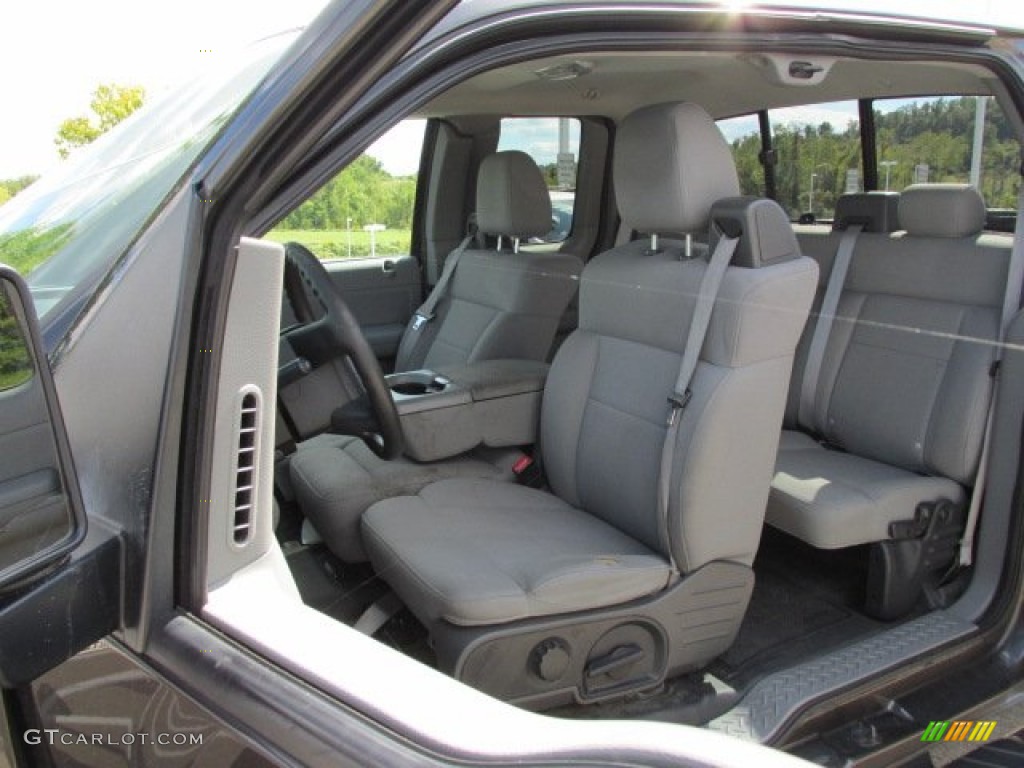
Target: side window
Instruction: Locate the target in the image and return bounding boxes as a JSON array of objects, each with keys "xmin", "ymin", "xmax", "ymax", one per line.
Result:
[
  {"xmin": 718, "ymin": 102, "xmax": 862, "ymax": 222},
  {"xmin": 268, "ymin": 119, "xmax": 426, "ymax": 259},
  {"xmin": 768, "ymin": 100, "xmax": 862, "ymax": 222},
  {"xmin": 717, "ymin": 114, "xmax": 765, "ymax": 197},
  {"xmin": 873, "ymin": 96, "xmax": 1020, "ymax": 217},
  {"xmin": 497, "ymin": 117, "xmax": 581, "ymax": 243}
]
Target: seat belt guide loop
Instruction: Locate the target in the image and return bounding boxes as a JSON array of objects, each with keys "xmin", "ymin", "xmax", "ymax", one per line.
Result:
[
  {"xmin": 411, "ymin": 311, "xmax": 434, "ymax": 331},
  {"xmin": 667, "ymin": 389, "xmax": 692, "ymax": 426}
]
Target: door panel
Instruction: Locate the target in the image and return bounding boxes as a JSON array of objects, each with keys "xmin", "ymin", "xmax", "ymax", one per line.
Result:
[{"xmin": 323, "ymin": 255, "xmax": 419, "ymax": 360}]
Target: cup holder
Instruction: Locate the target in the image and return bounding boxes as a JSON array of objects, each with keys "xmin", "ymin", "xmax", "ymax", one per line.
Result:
[
  {"xmin": 392, "ymin": 381, "xmax": 433, "ymax": 396},
  {"xmin": 387, "ymin": 371, "xmax": 448, "ymax": 397}
]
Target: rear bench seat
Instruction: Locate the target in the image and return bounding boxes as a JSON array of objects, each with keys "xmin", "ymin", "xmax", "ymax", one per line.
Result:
[{"xmin": 766, "ymin": 185, "xmax": 1011, "ymax": 619}]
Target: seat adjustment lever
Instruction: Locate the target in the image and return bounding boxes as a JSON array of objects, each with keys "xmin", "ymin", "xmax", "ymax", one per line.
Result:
[{"xmin": 584, "ymin": 643, "xmax": 645, "ymax": 680}]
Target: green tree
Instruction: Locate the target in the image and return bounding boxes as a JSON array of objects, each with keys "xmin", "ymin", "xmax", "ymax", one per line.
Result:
[
  {"xmin": 0, "ymin": 288, "xmax": 33, "ymax": 391},
  {"xmin": 279, "ymin": 154, "xmax": 418, "ymax": 232},
  {"xmin": 55, "ymin": 83, "xmax": 146, "ymax": 159},
  {"xmin": 0, "ymin": 176, "xmax": 39, "ymax": 207},
  {"xmin": 729, "ymin": 96, "xmax": 1021, "ymax": 218}
]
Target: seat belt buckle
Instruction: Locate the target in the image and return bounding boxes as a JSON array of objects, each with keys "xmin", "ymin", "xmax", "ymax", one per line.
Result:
[
  {"xmin": 411, "ymin": 311, "xmax": 433, "ymax": 331},
  {"xmin": 666, "ymin": 389, "xmax": 692, "ymax": 426},
  {"xmin": 513, "ymin": 454, "xmax": 545, "ymax": 488}
]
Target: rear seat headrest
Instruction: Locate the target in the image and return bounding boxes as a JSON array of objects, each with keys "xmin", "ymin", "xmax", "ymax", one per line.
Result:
[
  {"xmin": 614, "ymin": 102, "xmax": 739, "ymax": 235},
  {"xmin": 899, "ymin": 183, "xmax": 986, "ymax": 238},
  {"xmin": 708, "ymin": 196, "xmax": 801, "ymax": 269},
  {"xmin": 476, "ymin": 151, "xmax": 553, "ymax": 239},
  {"xmin": 833, "ymin": 192, "xmax": 900, "ymax": 233}
]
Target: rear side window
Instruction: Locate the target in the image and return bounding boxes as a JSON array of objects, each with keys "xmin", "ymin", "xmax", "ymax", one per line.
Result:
[
  {"xmin": 497, "ymin": 117, "xmax": 581, "ymax": 243},
  {"xmin": 718, "ymin": 114, "xmax": 765, "ymax": 198},
  {"xmin": 768, "ymin": 101, "xmax": 862, "ymax": 222},
  {"xmin": 719, "ymin": 101, "xmax": 863, "ymax": 222},
  {"xmin": 873, "ymin": 96, "xmax": 1020, "ymax": 216},
  {"xmin": 268, "ymin": 119, "xmax": 426, "ymax": 259}
]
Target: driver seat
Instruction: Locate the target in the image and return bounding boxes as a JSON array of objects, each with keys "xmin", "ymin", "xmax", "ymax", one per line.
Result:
[
  {"xmin": 362, "ymin": 102, "xmax": 818, "ymax": 706},
  {"xmin": 289, "ymin": 151, "xmax": 582, "ymax": 562}
]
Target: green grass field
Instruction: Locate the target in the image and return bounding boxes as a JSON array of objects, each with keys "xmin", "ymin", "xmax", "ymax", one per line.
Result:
[{"xmin": 266, "ymin": 229, "xmax": 412, "ymax": 260}]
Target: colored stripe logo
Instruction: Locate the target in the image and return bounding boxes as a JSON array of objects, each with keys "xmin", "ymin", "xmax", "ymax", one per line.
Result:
[{"xmin": 921, "ymin": 721, "xmax": 996, "ymax": 742}]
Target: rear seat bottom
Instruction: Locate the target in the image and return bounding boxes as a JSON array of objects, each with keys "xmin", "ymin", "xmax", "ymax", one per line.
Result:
[{"xmin": 767, "ymin": 431, "xmax": 966, "ymax": 550}]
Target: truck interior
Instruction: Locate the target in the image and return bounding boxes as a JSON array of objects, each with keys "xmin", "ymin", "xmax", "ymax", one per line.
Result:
[{"xmin": 201, "ymin": 20, "xmax": 1024, "ymax": 759}]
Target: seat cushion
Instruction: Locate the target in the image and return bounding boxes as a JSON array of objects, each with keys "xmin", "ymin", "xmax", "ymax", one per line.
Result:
[
  {"xmin": 766, "ymin": 431, "xmax": 966, "ymax": 549},
  {"xmin": 362, "ymin": 478, "xmax": 673, "ymax": 627},
  {"xmin": 290, "ymin": 434, "xmax": 513, "ymax": 562}
]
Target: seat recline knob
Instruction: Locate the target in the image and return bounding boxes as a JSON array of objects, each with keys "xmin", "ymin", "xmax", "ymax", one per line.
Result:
[{"xmin": 530, "ymin": 638, "xmax": 571, "ymax": 682}]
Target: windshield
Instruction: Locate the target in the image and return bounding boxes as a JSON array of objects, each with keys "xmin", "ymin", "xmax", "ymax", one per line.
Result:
[{"xmin": 0, "ymin": 33, "xmax": 294, "ymax": 324}]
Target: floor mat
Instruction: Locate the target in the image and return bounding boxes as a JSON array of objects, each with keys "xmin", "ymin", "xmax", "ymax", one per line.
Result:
[{"xmin": 710, "ymin": 529, "xmax": 887, "ymax": 688}]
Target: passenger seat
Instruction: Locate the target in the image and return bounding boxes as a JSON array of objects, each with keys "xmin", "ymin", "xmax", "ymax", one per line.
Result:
[
  {"xmin": 394, "ymin": 150, "xmax": 583, "ymax": 372},
  {"xmin": 766, "ymin": 184, "xmax": 1010, "ymax": 618}
]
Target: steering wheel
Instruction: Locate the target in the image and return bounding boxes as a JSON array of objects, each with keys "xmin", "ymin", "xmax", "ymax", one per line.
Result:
[{"xmin": 281, "ymin": 242, "xmax": 403, "ymax": 460}]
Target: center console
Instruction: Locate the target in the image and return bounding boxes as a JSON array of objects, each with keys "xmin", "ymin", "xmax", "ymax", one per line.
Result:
[{"xmin": 386, "ymin": 359, "xmax": 548, "ymax": 462}]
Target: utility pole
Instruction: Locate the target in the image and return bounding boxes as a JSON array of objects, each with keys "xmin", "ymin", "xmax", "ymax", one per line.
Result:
[
  {"xmin": 556, "ymin": 117, "xmax": 576, "ymax": 189},
  {"xmin": 880, "ymin": 160, "xmax": 897, "ymax": 191},
  {"xmin": 970, "ymin": 96, "xmax": 987, "ymax": 189}
]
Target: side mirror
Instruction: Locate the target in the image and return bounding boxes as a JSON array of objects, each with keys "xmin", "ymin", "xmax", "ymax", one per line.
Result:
[{"xmin": 0, "ymin": 265, "xmax": 85, "ymax": 591}]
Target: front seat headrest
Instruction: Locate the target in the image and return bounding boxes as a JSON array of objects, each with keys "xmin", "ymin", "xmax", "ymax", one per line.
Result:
[
  {"xmin": 614, "ymin": 102, "xmax": 740, "ymax": 235},
  {"xmin": 476, "ymin": 151, "xmax": 553, "ymax": 240}
]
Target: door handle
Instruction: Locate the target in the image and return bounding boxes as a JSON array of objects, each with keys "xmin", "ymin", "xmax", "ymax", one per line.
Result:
[{"xmin": 382, "ymin": 259, "xmax": 397, "ymax": 277}]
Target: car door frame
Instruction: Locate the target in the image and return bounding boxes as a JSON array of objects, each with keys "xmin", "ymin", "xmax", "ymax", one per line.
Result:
[
  {"xmin": 10, "ymin": 4, "xmax": 1018, "ymax": 768},
  {"xmin": 1, "ymin": 1, "xmax": 467, "ymax": 765},
  {"xmin": 180, "ymin": 7, "xmax": 1024, "ymax": 763}
]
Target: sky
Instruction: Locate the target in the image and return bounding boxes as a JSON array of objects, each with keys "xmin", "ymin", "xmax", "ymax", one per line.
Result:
[
  {"xmin": 2, "ymin": 0, "xmax": 1024, "ymax": 180},
  {"xmin": 1, "ymin": 0, "xmax": 331, "ymax": 179}
]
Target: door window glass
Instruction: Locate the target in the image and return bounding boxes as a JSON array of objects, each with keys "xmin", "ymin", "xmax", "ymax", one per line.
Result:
[
  {"xmin": 767, "ymin": 101, "xmax": 862, "ymax": 222},
  {"xmin": 497, "ymin": 117, "xmax": 581, "ymax": 242},
  {"xmin": 873, "ymin": 96, "xmax": 1020, "ymax": 214},
  {"xmin": 717, "ymin": 114, "xmax": 765, "ymax": 197},
  {"xmin": 268, "ymin": 119, "xmax": 427, "ymax": 259}
]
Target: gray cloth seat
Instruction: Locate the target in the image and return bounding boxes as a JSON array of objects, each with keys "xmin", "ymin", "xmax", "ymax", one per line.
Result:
[
  {"xmin": 290, "ymin": 434, "xmax": 516, "ymax": 562},
  {"xmin": 363, "ymin": 101, "xmax": 817, "ymax": 630},
  {"xmin": 769, "ymin": 432, "xmax": 965, "ymax": 549},
  {"xmin": 292, "ymin": 151, "xmax": 582, "ymax": 562},
  {"xmin": 362, "ymin": 478, "xmax": 673, "ymax": 626},
  {"xmin": 395, "ymin": 150, "xmax": 583, "ymax": 372},
  {"xmin": 768, "ymin": 184, "xmax": 1010, "ymax": 549}
]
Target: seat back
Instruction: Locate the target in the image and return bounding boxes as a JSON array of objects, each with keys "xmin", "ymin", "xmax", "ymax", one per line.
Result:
[
  {"xmin": 790, "ymin": 184, "xmax": 1010, "ymax": 485},
  {"xmin": 785, "ymin": 191, "xmax": 904, "ymax": 423},
  {"xmin": 396, "ymin": 151, "xmax": 583, "ymax": 371},
  {"xmin": 540, "ymin": 103, "xmax": 818, "ymax": 573}
]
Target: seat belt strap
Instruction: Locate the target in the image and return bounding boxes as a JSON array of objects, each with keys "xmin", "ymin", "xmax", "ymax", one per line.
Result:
[
  {"xmin": 394, "ymin": 232, "xmax": 474, "ymax": 370},
  {"xmin": 959, "ymin": 188, "xmax": 1024, "ymax": 566},
  {"xmin": 797, "ymin": 224, "xmax": 863, "ymax": 432},
  {"xmin": 656, "ymin": 233, "xmax": 739, "ymax": 571}
]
